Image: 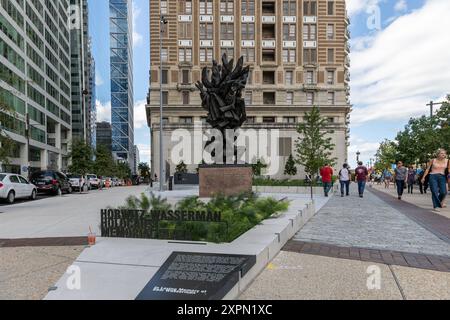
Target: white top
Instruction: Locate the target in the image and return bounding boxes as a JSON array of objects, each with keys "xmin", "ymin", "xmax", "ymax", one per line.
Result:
[{"xmin": 339, "ymin": 168, "xmax": 350, "ymax": 181}]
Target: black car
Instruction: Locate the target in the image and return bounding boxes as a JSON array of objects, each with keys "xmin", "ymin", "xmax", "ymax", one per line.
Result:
[{"xmin": 30, "ymin": 170, "xmax": 72, "ymax": 195}]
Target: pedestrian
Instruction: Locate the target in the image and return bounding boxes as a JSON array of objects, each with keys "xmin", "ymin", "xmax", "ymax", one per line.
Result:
[
  {"xmin": 394, "ymin": 161, "xmax": 407, "ymax": 200},
  {"xmin": 382, "ymin": 167, "xmax": 392, "ymax": 189},
  {"xmin": 320, "ymin": 163, "xmax": 334, "ymax": 197},
  {"xmin": 417, "ymin": 165, "xmax": 425, "ymax": 194},
  {"xmin": 154, "ymin": 173, "xmax": 158, "ymax": 182},
  {"xmin": 355, "ymin": 161, "xmax": 368, "ymax": 198},
  {"xmin": 338, "ymin": 163, "xmax": 350, "ymax": 197},
  {"xmin": 407, "ymin": 165, "xmax": 416, "ymax": 194},
  {"xmin": 421, "ymin": 149, "xmax": 450, "ymax": 212}
]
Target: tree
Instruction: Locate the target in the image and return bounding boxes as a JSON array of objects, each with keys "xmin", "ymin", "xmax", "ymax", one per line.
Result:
[
  {"xmin": 115, "ymin": 161, "xmax": 132, "ymax": 179},
  {"xmin": 138, "ymin": 162, "xmax": 151, "ymax": 181},
  {"xmin": 175, "ymin": 160, "xmax": 188, "ymax": 173},
  {"xmin": 0, "ymin": 79, "xmax": 15, "ymax": 164},
  {"xmin": 93, "ymin": 145, "xmax": 116, "ymax": 177},
  {"xmin": 68, "ymin": 139, "xmax": 93, "ymax": 175},
  {"xmin": 251, "ymin": 157, "xmax": 267, "ymax": 176},
  {"xmin": 284, "ymin": 154, "xmax": 297, "ymax": 176},
  {"xmin": 294, "ymin": 106, "xmax": 337, "ymax": 180},
  {"xmin": 374, "ymin": 139, "xmax": 398, "ymax": 171}
]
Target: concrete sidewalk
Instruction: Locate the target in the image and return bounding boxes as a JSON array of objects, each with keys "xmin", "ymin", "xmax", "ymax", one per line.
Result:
[{"xmin": 240, "ymin": 251, "xmax": 450, "ymax": 300}]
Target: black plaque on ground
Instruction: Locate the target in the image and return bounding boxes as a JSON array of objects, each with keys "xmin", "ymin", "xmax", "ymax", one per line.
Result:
[{"xmin": 136, "ymin": 251, "xmax": 256, "ymax": 300}]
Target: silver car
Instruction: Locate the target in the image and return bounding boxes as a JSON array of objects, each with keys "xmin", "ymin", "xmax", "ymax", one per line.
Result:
[{"xmin": 0, "ymin": 173, "xmax": 38, "ymax": 204}]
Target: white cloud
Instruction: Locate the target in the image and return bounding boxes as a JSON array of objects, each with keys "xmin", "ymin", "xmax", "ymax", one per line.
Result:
[
  {"xmin": 348, "ymin": 135, "xmax": 381, "ymax": 167},
  {"xmin": 132, "ymin": 1, "xmax": 143, "ymax": 47},
  {"xmin": 136, "ymin": 143, "xmax": 150, "ymax": 164},
  {"xmin": 394, "ymin": 0, "xmax": 407, "ymax": 12},
  {"xmin": 350, "ymin": 0, "xmax": 450, "ymax": 125},
  {"xmin": 96, "ymin": 100, "xmax": 111, "ymax": 123},
  {"xmin": 95, "ymin": 73, "xmax": 104, "ymax": 86},
  {"xmin": 346, "ymin": 0, "xmax": 382, "ymax": 17},
  {"xmin": 134, "ymin": 99, "xmax": 148, "ymax": 129}
]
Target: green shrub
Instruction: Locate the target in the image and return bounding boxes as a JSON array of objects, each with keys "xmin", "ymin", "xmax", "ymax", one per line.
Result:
[{"xmin": 120, "ymin": 192, "xmax": 290, "ymax": 243}]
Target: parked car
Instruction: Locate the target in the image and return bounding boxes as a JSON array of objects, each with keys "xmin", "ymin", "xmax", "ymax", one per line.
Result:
[
  {"xmin": 111, "ymin": 177, "xmax": 119, "ymax": 187},
  {"xmin": 87, "ymin": 174, "xmax": 101, "ymax": 189},
  {"xmin": 67, "ymin": 174, "xmax": 90, "ymax": 191},
  {"xmin": 0, "ymin": 173, "xmax": 38, "ymax": 204},
  {"xmin": 30, "ymin": 170, "xmax": 72, "ymax": 195}
]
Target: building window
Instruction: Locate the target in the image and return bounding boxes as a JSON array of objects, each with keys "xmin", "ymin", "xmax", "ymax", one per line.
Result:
[
  {"xmin": 221, "ymin": 47, "xmax": 234, "ymax": 60},
  {"xmin": 263, "ymin": 71, "xmax": 275, "ymax": 84},
  {"xmin": 283, "ymin": 117, "xmax": 296, "ymax": 123},
  {"xmin": 246, "ymin": 116, "xmax": 255, "ymax": 123},
  {"xmin": 247, "ymin": 70, "xmax": 253, "ymax": 84},
  {"xmin": 303, "ymin": 49, "xmax": 317, "ymax": 64},
  {"xmin": 241, "ymin": 0, "xmax": 255, "ymax": 15},
  {"xmin": 241, "ymin": 23, "xmax": 255, "ymax": 40},
  {"xmin": 200, "ymin": 23, "xmax": 214, "ymax": 40},
  {"xmin": 220, "ymin": 0, "xmax": 234, "ymax": 15},
  {"xmin": 180, "ymin": 116, "xmax": 193, "ymax": 124},
  {"xmin": 283, "ymin": 49, "xmax": 296, "ymax": 63},
  {"xmin": 162, "ymin": 91, "xmax": 168, "ymax": 105},
  {"xmin": 303, "ymin": 1, "xmax": 317, "ymax": 15},
  {"xmin": 283, "ymin": 24, "xmax": 296, "ymax": 41},
  {"xmin": 200, "ymin": 0, "xmax": 213, "ymax": 15},
  {"xmin": 220, "ymin": 23, "xmax": 234, "ymax": 40},
  {"xmin": 178, "ymin": 23, "xmax": 192, "ymax": 38},
  {"xmin": 200, "ymin": 48, "xmax": 213, "ymax": 62},
  {"xmin": 327, "ymin": 92, "xmax": 335, "ymax": 105},
  {"xmin": 179, "ymin": 48, "xmax": 192, "ymax": 62},
  {"xmin": 286, "ymin": 92, "xmax": 294, "ymax": 105},
  {"xmin": 285, "ymin": 71, "xmax": 293, "ymax": 85},
  {"xmin": 161, "ymin": 48, "xmax": 168, "ymax": 62},
  {"xmin": 182, "ymin": 91, "xmax": 190, "ymax": 104},
  {"xmin": 328, "ymin": 117, "xmax": 335, "ymax": 123},
  {"xmin": 263, "ymin": 92, "xmax": 275, "ymax": 105},
  {"xmin": 278, "ymin": 137, "xmax": 292, "ymax": 156},
  {"xmin": 328, "ymin": 1, "xmax": 335, "ymax": 15},
  {"xmin": 303, "ymin": 24, "xmax": 316, "ymax": 40},
  {"xmin": 262, "ymin": 1, "xmax": 276, "ymax": 14},
  {"xmin": 162, "ymin": 117, "xmax": 169, "ymax": 124},
  {"xmin": 161, "ymin": 70, "xmax": 168, "ymax": 84},
  {"xmin": 181, "ymin": 70, "xmax": 190, "ymax": 84},
  {"xmin": 327, "ymin": 70, "xmax": 335, "ymax": 85},
  {"xmin": 245, "ymin": 92, "xmax": 252, "ymax": 105},
  {"xmin": 327, "ymin": 48, "xmax": 335, "ymax": 63},
  {"xmin": 242, "ymin": 48, "xmax": 255, "ymax": 63},
  {"xmin": 263, "ymin": 116, "xmax": 275, "ymax": 123},
  {"xmin": 306, "ymin": 92, "xmax": 314, "ymax": 105},
  {"xmin": 327, "ymin": 24, "xmax": 334, "ymax": 40},
  {"xmin": 160, "ymin": 1, "xmax": 167, "ymax": 14},
  {"xmin": 283, "ymin": 0, "xmax": 296, "ymax": 16},
  {"xmin": 179, "ymin": 0, "xmax": 192, "ymax": 14},
  {"xmin": 262, "ymin": 49, "xmax": 275, "ymax": 62}
]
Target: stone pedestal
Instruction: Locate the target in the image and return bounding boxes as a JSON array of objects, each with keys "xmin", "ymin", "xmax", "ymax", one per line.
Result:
[{"xmin": 199, "ymin": 164, "xmax": 253, "ymax": 197}]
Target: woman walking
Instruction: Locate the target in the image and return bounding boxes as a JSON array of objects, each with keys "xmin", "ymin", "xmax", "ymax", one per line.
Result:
[
  {"xmin": 422, "ymin": 149, "xmax": 450, "ymax": 212},
  {"xmin": 394, "ymin": 161, "xmax": 407, "ymax": 200},
  {"xmin": 382, "ymin": 167, "xmax": 392, "ymax": 189},
  {"xmin": 339, "ymin": 163, "xmax": 350, "ymax": 197},
  {"xmin": 407, "ymin": 166, "xmax": 416, "ymax": 194}
]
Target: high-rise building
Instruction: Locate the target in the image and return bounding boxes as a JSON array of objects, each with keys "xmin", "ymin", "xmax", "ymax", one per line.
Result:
[
  {"xmin": 96, "ymin": 121, "xmax": 112, "ymax": 152},
  {"xmin": 146, "ymin": 0, "xmax": 351, "ymax": 178},
  {"xmin": 70, "ymin": 0, "xmax": 94, "ymax": 145},
  {"xmin": 109, "ymin": 0, "xmax": 134, "ymax": 171},
  {"xmin": 0, "ymin": 0, "xmax": 73, "ymax": 175},
  {"xmin": 88, "ymin": 39, "xmax": 96, "ymax": 149},
  {"xmin": 133, "ymin": 144, "xmax": 140, "ymax": 174}
]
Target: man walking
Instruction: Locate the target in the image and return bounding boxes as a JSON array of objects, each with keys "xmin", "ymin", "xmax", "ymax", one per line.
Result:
[
  {"xmin": 355, "ymin": 161, "xmax": 368, "ymax": 198},
  {"xmin": 339, "ymin": 163, "xmax": 350, "ymax": 197},
  {"xmin": 320, "ymin": 163, "xmax": 334, "ymax": 197},
  {"xmin": 394, "ymin": 161, "xmax": 408, "ymax": 200}
]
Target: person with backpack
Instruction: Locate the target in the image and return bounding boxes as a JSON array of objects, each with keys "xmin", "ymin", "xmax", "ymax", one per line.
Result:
[
  {"xmin": 407, "ymin": 165, "xmax": 416, "ymax": 194},
  {"xmin": 355, "ymin": 161, "xmax": 369, "ymax": 198},
  {"xmin": 382, "ymin": 167, "xmax": 392, "ymax": 189},
  {"xmin": 421, "ymin": 149, "xmax": 450, "ymax": 212},
  {"xmin": 339, "ymin": 163, "xmax": 350, "ymax": 197}
]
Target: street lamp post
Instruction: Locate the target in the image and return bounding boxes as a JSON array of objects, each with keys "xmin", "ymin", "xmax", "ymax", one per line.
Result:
[
  {"xmin": 159, "ymin": 15, "xmax": 168, "ymax": 192},
  {"xmin": 356, "ymin": 151, "xmax": 360, "ymax": 163}
]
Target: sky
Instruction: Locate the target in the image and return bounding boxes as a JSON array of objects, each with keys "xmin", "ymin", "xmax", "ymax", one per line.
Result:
[{"xmin": 88, "ymin": 0, "xmax": 450, "ymax": 168}]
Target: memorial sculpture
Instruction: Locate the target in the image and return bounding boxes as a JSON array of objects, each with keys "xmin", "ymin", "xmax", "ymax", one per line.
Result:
[
  {"xmin": 195, "ymin": 53, "xmax": 253, "ymax": 197},
  {"xmin": 196, "ymin": 53, "xmax": 250, "ymax": 163}
]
